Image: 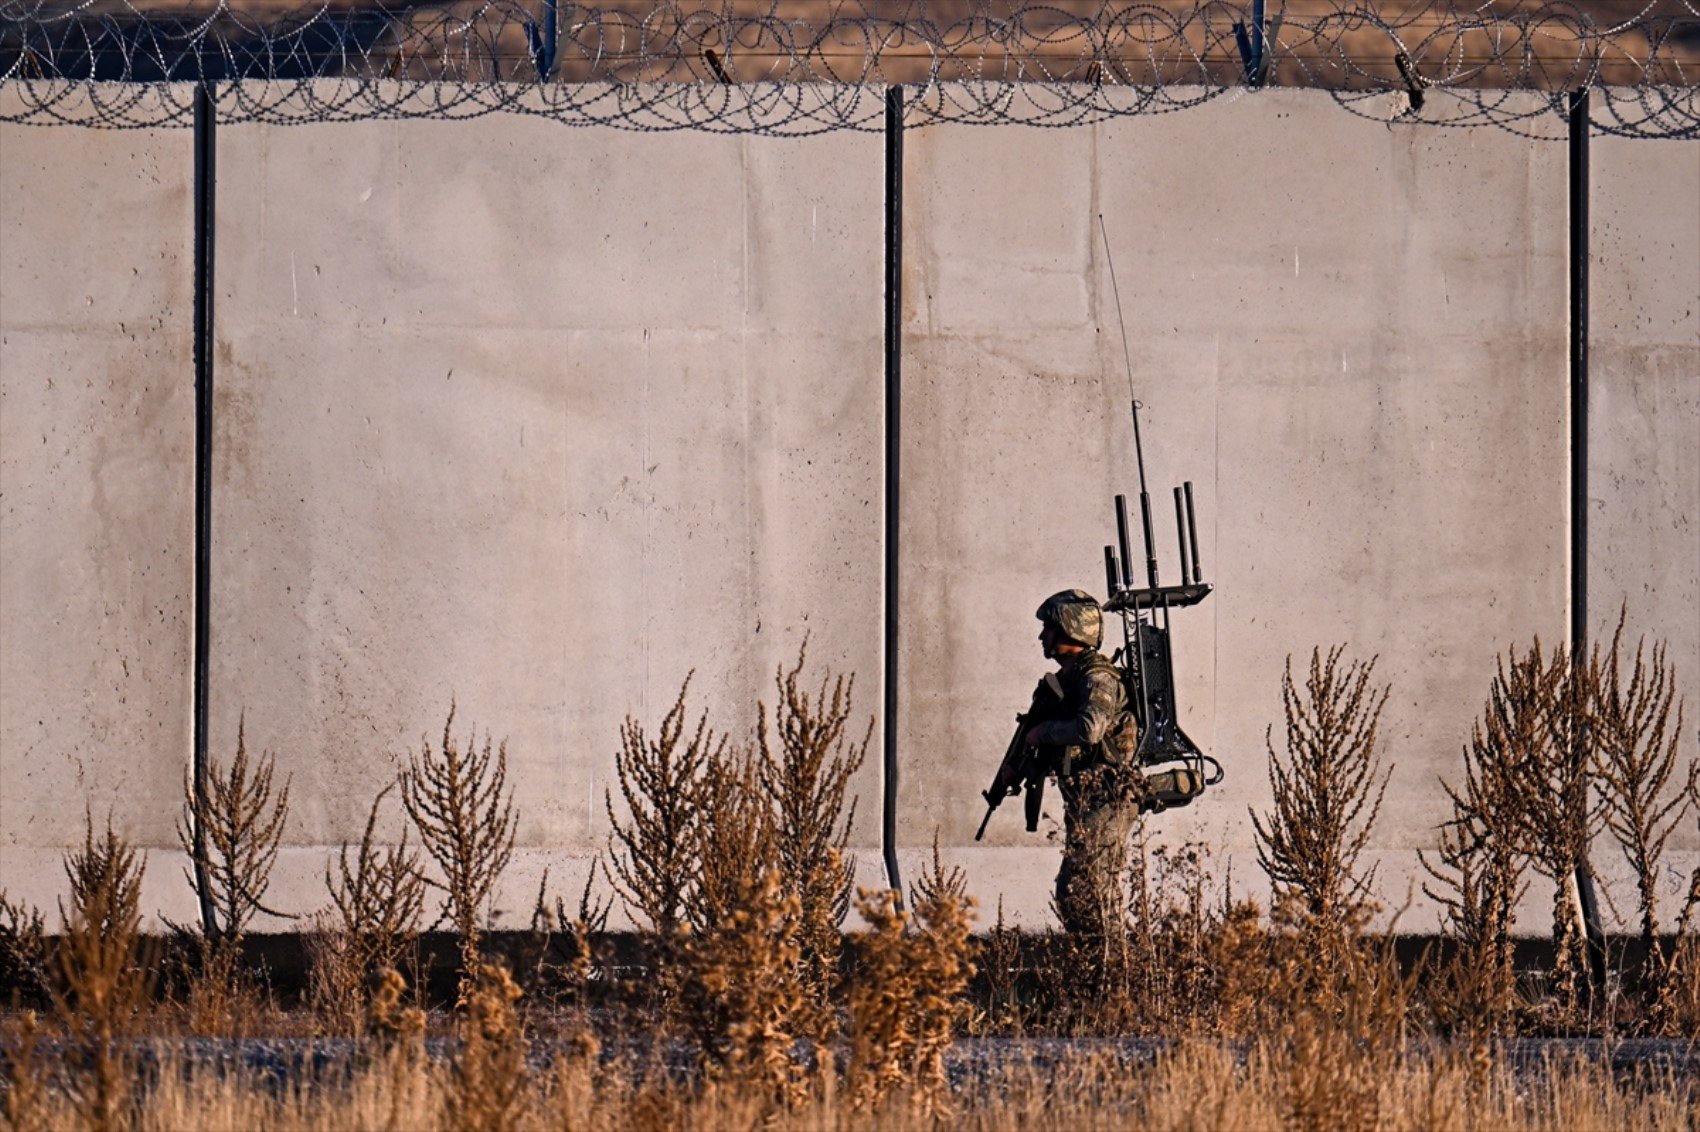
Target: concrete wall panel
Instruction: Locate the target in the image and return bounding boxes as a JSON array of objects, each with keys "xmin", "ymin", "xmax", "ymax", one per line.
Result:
[
  {"xmin": 1587, "ymin": 135, "xmax": 1700, "ymax": 877},
  {"xmin": 208, "ymin": 110, "xmax": 883, "ymax": 925},
  {"xmin": 0, "ymin": 106, "xmax": 194, "ymax": 902},
  {"xmin": 899, "ymin": 92, "xmax": 1572, "ymax": 926},
  {"xmin": 2, "ymin": 86, "xmax": 1693, "ymax": 934}
]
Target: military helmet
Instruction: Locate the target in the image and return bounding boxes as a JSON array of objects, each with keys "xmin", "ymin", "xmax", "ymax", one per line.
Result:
[{"xmin": 1035, "ymin": 589, "xmax": 1103, "ymax": 648}]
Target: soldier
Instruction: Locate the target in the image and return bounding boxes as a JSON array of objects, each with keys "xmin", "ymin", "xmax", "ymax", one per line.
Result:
[{"xmin": 1023, "ymin": 589, "xmax": 1142, "ymax": 942}]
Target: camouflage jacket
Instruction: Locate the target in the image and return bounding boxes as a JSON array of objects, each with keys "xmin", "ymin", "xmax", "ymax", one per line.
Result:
[{"xmin": 1024, "ymin": 649, "xmax": 1138, "ymax": 772}]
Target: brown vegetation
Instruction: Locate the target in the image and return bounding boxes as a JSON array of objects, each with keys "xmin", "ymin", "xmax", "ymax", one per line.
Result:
[
  {"xmin": 0, "ymin": 626, "xmax": 1695, "ymax": 1129},
  {"xmin": 399, "ymin": 704, "xmax": 517, "ymax": 988}
]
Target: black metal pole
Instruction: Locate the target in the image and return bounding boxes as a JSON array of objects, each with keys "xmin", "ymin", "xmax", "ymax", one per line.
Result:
[
  {"xmin": 881, "ymin": 85, "xmax": 904, "ymax": 899},
  {"xmin": 1568, "ymin": 86, "xmax": 1606, "ymax": 997},
  {"xmin": 191, "ymin": 82, "xmax": 220, "ymax": 941}
]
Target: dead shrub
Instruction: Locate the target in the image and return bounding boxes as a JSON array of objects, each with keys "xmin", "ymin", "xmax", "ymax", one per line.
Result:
[
  {"xmin": 313, "ymin": 783, "xmax": 428, "ymax": 1030},
  {"xmin": 0, "ymin": 1010, "xmax": 46, "ymax": 1132},
  {"xmin": 755, "ymin": 640, "xmax": 869, "ymax": 1038},
  {"xmin": 0, "ymin": 892, "xmax": 49, "ymax": 1008},
  {"xmin": 1252, "ymin": 646, "xmax": 1392, "ymax": 955},
  {"xmin": 1423, "ymin": 707, "xmax": 1530, "ymax": 1038},
  {"xmin": 52, "ymin": 814, "xmax": 153, "ymax": 1132},
  {"xmin": 849, "ymin": 839, "xmax": 975, "ymax": 1118},
  {"xmin": 972, "ymin": 898, "xmax": 1026, "ymax": 1036},
  {"xmin": 400, "ymin": 703, "xmax": 517, "ymax": 986},
  {"xmin": 1653, "ymin": 763, "xmax": 1700, "ymax": 1034},
  {"xmin": 445, "ymin": 962, "xmax": 528, "ymax": 1132},
  {"xmin": 1486, "ymin": 640, "xmax": 1599, "ymax": 1017},
  {"xmin": 1123, "ymin": 834, "xmax": 1249, "ymax": 1035},
  {"xmin": 674, "ymin": 741, "xmax": 808, "ymax": 1106},
  {"xmin": 176, "ymin": 717, "xmax": 293, "ymax": 941},
  {"xmin": 1587, "ymin": 615, "xmax": 1690, "ymax": 992},
  {"xmin": 605, "ymin": 674, "xmax": 721, "ymax": 943},
  {"xmin": 1264, "ymin": 900, "xmax": 1416, "ymax": 1132},
  {"xmin": 173, "ymin": 719, "xmax": 292, "ymax": 1034},
  {"xmin": 525, "ymin": 859, "xmax": 611, "ymax": 1025}
]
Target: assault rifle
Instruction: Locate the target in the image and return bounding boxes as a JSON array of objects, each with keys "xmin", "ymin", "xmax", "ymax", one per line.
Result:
[{"xmin": 974, "ymin": 673, "xmax": 1064, "ymax": 840}]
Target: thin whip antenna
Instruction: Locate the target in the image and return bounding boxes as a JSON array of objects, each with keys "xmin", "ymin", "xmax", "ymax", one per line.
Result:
[
  {"xmin": 1098, "ymin": 213, "xmax": 1150, "ymax": 498},
  {"xmin": 1099, "ymin": 213, "xmax": 1160, "ymax": 588},
  {"xmin": 1098, "ymin": 213, "xmax": 1138, "ymax": 409}
]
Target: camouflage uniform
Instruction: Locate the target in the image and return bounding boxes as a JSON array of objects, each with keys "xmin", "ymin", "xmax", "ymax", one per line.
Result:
[{"xmin": 1026, "ymin": 623, "xmax": 1142, "ymax": 942}]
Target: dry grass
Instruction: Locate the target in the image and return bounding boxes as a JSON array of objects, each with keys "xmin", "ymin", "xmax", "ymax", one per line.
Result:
[{"xmin": 4, "ymin": 1032, "xmax": 1698, "ymax": 1132}]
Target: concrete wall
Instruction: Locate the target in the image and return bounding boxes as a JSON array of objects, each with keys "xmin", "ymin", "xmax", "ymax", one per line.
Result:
[
  {"xmin": 0, "ymin": 104, "xmax": 196, "ymax": 919},
  {"xmin": 897, "ymin": 91, "xmax": 1590, "ymax": 925},
  {"xmin": 2, "ymin": 84, "xmax": 1695, "ymax": 933}
]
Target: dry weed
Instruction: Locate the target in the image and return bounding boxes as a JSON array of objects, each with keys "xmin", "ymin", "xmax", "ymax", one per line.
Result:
[
  {"xmin": 1588, "ymin": 614, "xmax": 1690, "ymax": 985},
  {"xmin": 1263, "ymin": 906, "xmax": 1417, "ymax": 1132},
  {"xmin": 1423, "ymin": 704, "xmax": 1530, "ymax": 1038},
  {"xmin": 0, "ymin": 1011, "xmax": 47, "ymax": 1132},
  {"xmin": 0, "ymin": 892, "xmax": 49, "ymax": 1008},
  {"xmin": 312, "ymin": 783, "xmax": 428, "ymax": 1029},
  {"xmin": 525, "ymin": 859, "xmax": 610, "ymax": 1026},
  {"xmin": 1653, "ymin": 762, "xmax": 1700, "ymax": 1033},
  {"xmin": 676, "ymin": 741, "xmax": 810, "ymax": 1107},
  {"xmin": 1253, "ymin": 646, "xmax": 1392, "ymax": 949},
  {"xmin": 755, "ymin": 639, "xmax": 870, "ymax": 1037},
  {"xmin": 445, "ymin": 962, "xmax": 528, "ymax": 1132},
  {"xmin": 605, "ymin": 673, "xmax": 721, "ymax": 941},
  {"xmin": 972, "ymin": 898, "xmax": 1025, "ymax": 1035},
  {"xmin": 1486, "ymin": 639, "xmax": 1600, "ymax": 1017},
  {"xmin": 51, "ymin": 814, "xmax": 152, "ymax": 1132},
  {"xmin": 1123, "ymin": 834, "xmax": 1254, "ymax": 1035},
  {"xmin": 176, "ymin": 717, "xmax": 293, "ymax": 941},
  {"xmin": 400, "ymin": 703, "xmax": 517, "ymax": 984},
  {"xmin": 849, "ymin": 839, "xmax": 975, "ymax": 1118},
  {"xmin": 171, "ymin": 719, "xmax": 292, "ymax": 1034}
]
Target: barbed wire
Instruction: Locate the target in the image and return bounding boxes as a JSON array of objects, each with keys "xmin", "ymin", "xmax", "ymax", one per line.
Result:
[{"xmin": 2, "ymin": 2, "xmax": 1696, "ymax": 136}]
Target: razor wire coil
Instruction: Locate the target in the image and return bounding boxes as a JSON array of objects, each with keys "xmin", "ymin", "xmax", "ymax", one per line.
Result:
[{"xmin": 1, "ymin": 2, "xmax": 1696, "ymax": 136}]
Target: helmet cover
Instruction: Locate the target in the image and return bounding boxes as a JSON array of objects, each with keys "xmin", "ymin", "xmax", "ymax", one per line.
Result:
[{"xmin": 1035, "ymin": 589, "xmax": 1103, "ymax": 648}]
